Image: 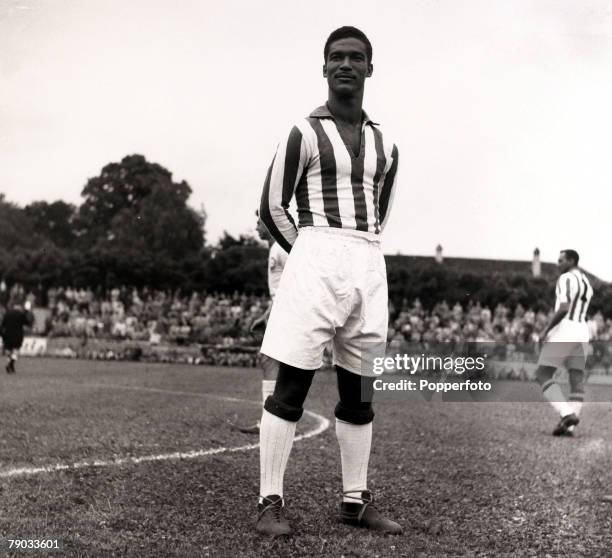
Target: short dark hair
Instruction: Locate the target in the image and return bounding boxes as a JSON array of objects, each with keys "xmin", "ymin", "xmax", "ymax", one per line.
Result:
[
  {"xmin": 561, "ymin": 249, "xmax": 580, "ymax": 265},
  {"xmin": 324, "ymin": 26, "xmax": 372, "ymax": 63}
]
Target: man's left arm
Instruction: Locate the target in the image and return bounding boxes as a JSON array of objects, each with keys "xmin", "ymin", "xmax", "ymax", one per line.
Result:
[{"xmin": 379, "ymin": 144, "xmax": 399, "ymax": 231}]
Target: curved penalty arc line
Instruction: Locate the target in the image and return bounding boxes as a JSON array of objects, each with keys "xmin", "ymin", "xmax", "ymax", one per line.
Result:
[{"xmin": 0, "ymin": 384, "xmax": 330, "ymax": 479}]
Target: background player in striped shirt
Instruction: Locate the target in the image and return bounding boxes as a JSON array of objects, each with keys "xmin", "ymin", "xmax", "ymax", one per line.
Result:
[
  {"xmin": 535, "ymin": 250, "xmax": 593, "ymax": 436},
  {"xmin": 256, "ymin": 26, "xmax": 401, "ymax": 536},
  {"xmin": 236, "ymin": 212, "xmax": 288, "ymax": 434}
]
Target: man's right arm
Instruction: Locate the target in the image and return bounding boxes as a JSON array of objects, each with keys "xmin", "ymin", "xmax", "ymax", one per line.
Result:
[{"xmin": 259, "ymin": 125, "xmax": 309, "ymax": 253}]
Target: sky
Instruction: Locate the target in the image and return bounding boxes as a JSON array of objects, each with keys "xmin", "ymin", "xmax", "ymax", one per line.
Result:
[{"xmin": 1, "ymin": 0, "xmax": 611, "ymax": 280}]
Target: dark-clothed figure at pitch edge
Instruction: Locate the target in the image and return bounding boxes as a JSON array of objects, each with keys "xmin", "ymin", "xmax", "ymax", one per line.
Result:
[
  {"xmin": 534, "ymin": 250, "xmax": 592, "ymax": 436},
  {"xmin": 1, "ymin": 299, "xmax": 33, "ymax": 374},
  {"xmin": 256, "ymin": 26, "xmax": 401, "ymax": 536}
]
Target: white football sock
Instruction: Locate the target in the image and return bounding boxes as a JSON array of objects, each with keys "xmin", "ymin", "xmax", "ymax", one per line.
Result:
[
  {"xmin": 542, "ymin": 381, "xmax": 573, "ymax": 417},
  {"xmin": 336, "ymin": 419, "xmax": 372, "ymax": 503},
  {"xmin": 262, "ymin": 380, "xmax": 276, "ymax": 406},
  {"xmin": 568, "ymin": 396, "xmax": 583, "ymax": 433},
  {"xmin": 569, "ymin": 395, "xmax": 584, "ymax": 417},
  {"xmin": 259, "ymin": 410, "xmax": 296, "ymax": 502},
  {"xmin": 567, "ymin": 394, "xmax": 582, "ymax": 438}
]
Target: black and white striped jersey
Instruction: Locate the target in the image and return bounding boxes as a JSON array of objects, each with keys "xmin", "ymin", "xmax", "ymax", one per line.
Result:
[
  {"xmin": 260, "ymin": 104, "xmax": 399, "ymax": 253},
  {"xmin": 555, "ymin": 269, "xmax": 593, "ymax": 322}
]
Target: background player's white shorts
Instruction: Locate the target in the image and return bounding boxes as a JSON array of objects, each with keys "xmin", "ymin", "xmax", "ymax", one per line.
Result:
[
  {"xmin": 537, "ymin": 319, "xmax": 590, "ymax": 370},
  {"xmin": 261, "ymin": 227, "xmax": 388, "ymax": 375}
]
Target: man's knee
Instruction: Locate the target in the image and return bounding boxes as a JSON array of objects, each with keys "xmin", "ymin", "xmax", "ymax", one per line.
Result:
[
  {"xmin": 264, "ymin": 395, "xmax": 304, "ymax": 422},
  {"xmin": 263, "ymin": 362, "xmax": 315, "ymax": 422},
  {"xmin": 335, "ymin": 365, "xmax": 374, "ymax": 424},
  {"xmin": 334, "ymin": 400, "xmax": 374, "ymax": 425},
  {"xmin": 535, "ymin": 365, "xmax": 555, "ymax": 385}
]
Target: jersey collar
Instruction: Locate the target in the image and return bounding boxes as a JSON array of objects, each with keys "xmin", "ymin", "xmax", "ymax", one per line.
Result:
[{"xmin": 309, "ymin": 104, "xmax": 379, "ymax": 126}]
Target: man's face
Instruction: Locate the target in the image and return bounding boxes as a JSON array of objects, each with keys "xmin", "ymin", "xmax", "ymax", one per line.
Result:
[
  {"xmin": 558, "ymin": 252, "xmax": 572, "ymax": 273},
  {"xmin": 323, "ymin": 37, "xmax": 372, "ymax": 96},
  {"xmin": 256, "ymin": 219, "xmax": 271, "ymax": 241}
]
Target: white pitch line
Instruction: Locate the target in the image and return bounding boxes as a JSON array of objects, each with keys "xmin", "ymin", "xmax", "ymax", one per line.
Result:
[{"xmin": 0, "ymin": 384, "xmax": 330, "ymax": 479}]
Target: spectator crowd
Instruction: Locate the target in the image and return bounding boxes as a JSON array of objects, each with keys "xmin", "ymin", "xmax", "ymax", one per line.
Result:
[
  {"xmin": 389, "ymin": 298, "xmax": 612, "ymax": 344},
  {"xmin": 43, "ymin": 286, "xmax": 264, "ymax": 348},
  {"xmin": 1, "ymin": 281, "xmax": 612, "ymax": 370}
]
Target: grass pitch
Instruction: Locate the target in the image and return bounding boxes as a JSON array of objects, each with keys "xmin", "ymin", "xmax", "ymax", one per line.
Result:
[{"xmin": 0, "ymin": 358, "xmax": 611, "ymax": 557}]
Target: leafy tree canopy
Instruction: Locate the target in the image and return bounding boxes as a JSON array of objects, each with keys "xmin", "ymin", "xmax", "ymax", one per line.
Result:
[
  {"xmin": 0, "ymin": 194, "xmax": 40, "ymax": 251},
  {"xmin": 24, "ymin": 200, "xmax": 76, "ymax": 249},
  {"xmin": 76, "ymin": 154, "xmax": 200, "ymax": 247}
]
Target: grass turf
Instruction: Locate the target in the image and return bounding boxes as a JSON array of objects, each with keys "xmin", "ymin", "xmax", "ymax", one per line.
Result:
[{"xmin": 0, "ymin": 358, "xmax": 611, "ymax": 557}]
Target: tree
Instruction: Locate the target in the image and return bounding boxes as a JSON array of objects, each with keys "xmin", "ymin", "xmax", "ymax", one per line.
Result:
[
  {"xmin": 75, "ymin": 154, "xmax": 204, "ymax": 246},
  {"xmin": 71, "ymin": 154, "xmax": 207, "ymax": 289},
  {"xmin": 108, "ymin": 183, "xmax": 205, "ymax": 261},
  {"xmin": 591, "ymin": 283, "xmax": 612, "ymax": 318},
  {"xmin": 24, "ymin": 200, "xmax": 76, "ymax": 248},
  {"xmin": 216, "ymin": 231, "xmax": 262, "ymax": 251},
  {"xmin": 0, "ymin": 194, "xmax": 40, "ymax": 251},
  {"xmin": 204, "ymin": 233, "xmax": 268, "ymax": 293}
]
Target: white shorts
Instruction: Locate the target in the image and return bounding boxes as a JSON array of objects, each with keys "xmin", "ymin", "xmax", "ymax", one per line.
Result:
[
  {"xmin": 538, "ymin": 320, "xmax": 590, "ymax": 370},
  {"xmin": 261, "ymin": 227, "xmax": 388, "ymax": 375}
]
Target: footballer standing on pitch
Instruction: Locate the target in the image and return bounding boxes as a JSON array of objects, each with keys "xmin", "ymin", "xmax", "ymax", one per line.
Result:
[
  {"xmin": 257, "ymin": 26, "xmax": 401, "ymax": 536},
  {"xmin": 535, "ymin": 250, "xmax": 593, "ymax": 436}
]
